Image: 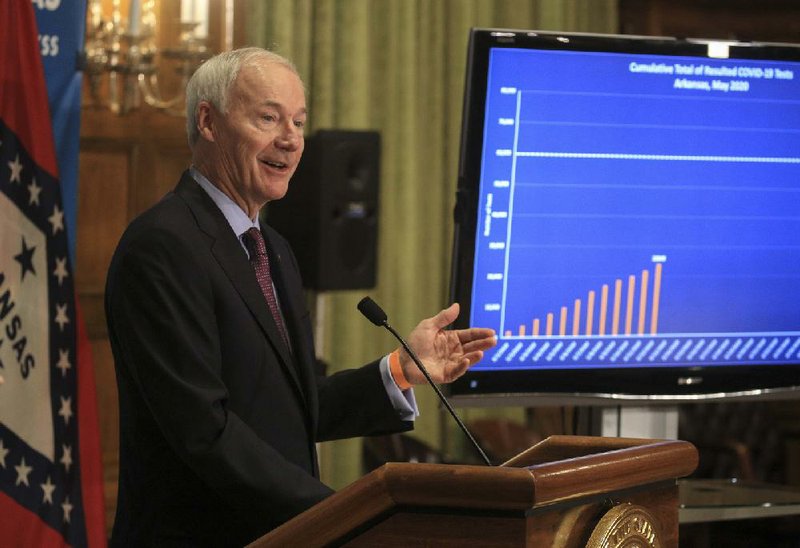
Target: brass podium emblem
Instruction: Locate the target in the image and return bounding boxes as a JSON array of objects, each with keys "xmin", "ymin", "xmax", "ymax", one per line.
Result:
[{"xmin": 586, "ymin": 503, "xmax": 662, "ymax": 548}]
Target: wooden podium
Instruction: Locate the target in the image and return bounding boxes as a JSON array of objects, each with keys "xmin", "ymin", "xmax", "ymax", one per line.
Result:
[{"xmin": 249, "ymin": 435, "xmax": 698, "ymax": 547}]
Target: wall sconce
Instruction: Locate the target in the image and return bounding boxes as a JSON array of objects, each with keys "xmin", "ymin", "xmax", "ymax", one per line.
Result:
[{"xmin": 84, "ymin": 0, "xmax": 212, "ymax": 116}]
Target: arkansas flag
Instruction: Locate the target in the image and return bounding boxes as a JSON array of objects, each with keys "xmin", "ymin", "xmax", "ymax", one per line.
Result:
[{"xmin": 0, "ymin": 1, "xmax": 106, "ymax": 546}]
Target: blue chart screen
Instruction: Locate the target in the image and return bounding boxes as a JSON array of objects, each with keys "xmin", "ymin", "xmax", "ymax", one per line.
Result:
[{"xmin": 471, "ymin": 47, "xmax": 800, "ymax": 370}]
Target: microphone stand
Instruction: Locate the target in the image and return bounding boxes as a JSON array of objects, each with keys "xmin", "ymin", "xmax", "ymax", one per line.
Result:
[{"xmin": 380, "ymin": 322, "xmax": 493, "ymax": 467}]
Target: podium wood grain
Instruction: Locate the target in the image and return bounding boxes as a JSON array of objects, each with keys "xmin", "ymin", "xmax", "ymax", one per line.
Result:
[{"xmin": 249, "ymin": 435, "xmax": 697, "ymax": 547}]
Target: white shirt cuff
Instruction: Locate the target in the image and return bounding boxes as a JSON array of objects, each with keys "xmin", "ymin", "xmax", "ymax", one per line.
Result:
[{"xmin": 379, "ymin": 354, "xmax": 418, "ymax": 421}]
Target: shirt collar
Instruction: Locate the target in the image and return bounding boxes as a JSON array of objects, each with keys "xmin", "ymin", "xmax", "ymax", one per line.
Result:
[{"xmin": 189, "ymin": 166, "xmax": 259, "ymax": 237}]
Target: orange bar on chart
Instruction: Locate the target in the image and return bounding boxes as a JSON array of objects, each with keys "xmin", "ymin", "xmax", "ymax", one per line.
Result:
[
  {"xmin": 546, "ymin": 313, "xmax": 554, "ymax": 336},
  {"xmin": 638, "ymin": 269, "xmax": 649, "ymax": 335},
  {"xmin": 533, "ymin": 318, "xmax": 540, "ymax": 336},
  {"xmin": 612, "ymin": 279, "xmax": 622, "ymax": 335},
  {"xmin": 586, "ymin": 290, "xmax": 595, "ymax": 336},
  {"xmin": 519, "ymin": 324, "xmax": 526, "ymax": 336},
  {"xmin": 651, "ymin": 262, "xmax": 663, "ymax": 334},
  {"xmin": 599, "ymin": 284, "xmax": 609, "ymax": 336},
  {"xmin": 559, "ymin": 307, "xmax": 568, "ymax": 336},
  {"xmin": 504, "ymin": 330, "xmax": 511, "ymax": 337},
  {"xmin": 572, "ymin": 299, "xmax": 581, "ymax": 336},
  {"xmin": 625, "ymin": 275, "xmax": 636, "ymax": 335}
]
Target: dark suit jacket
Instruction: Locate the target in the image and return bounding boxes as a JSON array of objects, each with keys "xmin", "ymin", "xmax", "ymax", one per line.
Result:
[{"xmin": 105, "ymin": 172, "xmax": 411, "ymax": 547}]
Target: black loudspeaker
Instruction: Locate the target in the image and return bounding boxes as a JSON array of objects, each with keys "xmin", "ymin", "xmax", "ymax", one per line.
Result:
[{"xmin": 267, "ymin": 130, "xmax": 380, "ymax": 290}]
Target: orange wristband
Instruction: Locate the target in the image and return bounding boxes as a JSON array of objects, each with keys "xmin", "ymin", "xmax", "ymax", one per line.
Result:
[{"xmin": 389, "ymin": 349, "xmax": 412, "ymax": 390}]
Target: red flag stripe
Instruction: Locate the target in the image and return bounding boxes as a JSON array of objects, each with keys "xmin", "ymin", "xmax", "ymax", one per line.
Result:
[
  {"xmin": 76, "ymin": 303, "xmax": 107, "ymax": 547},
  {"xmin": 0, "ymin": 491, "xmax": 69, "ymax": 548},
  {"xmin": 0, "ymin": 0, "xmax": 59, "ymax": 178}
]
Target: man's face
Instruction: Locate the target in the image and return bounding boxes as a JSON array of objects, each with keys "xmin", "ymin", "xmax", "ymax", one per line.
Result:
[{"xmin": 205, "ymin": 60, "xmax": 306, "ymax": 216}]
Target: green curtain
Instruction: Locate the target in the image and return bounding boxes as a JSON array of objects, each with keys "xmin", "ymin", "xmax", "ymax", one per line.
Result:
[{"xmin": 248, "ymin": 0, "xmax": 618, "ymax": 489}]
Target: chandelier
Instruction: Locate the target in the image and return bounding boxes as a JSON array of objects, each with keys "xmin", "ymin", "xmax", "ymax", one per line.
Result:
[{"xmin": 84, "ymin": 0, "xmax": 213, "ymax": 116}]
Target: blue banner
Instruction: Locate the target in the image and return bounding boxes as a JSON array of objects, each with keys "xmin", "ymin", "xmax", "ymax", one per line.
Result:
[{"xmin": 34, "ymin": 0, "xmax": 87, "ymax": 260}]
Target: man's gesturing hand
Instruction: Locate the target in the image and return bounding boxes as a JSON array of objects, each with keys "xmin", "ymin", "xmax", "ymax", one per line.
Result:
[{"xmin": 399, "ymin": 303, "xmax": 496, "ymax": 385}]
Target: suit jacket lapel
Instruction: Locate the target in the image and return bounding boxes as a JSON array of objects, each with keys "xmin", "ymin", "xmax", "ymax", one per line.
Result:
[{"xmin": 174, "ymin": 174, "xmax": 306, "ymax": 402}]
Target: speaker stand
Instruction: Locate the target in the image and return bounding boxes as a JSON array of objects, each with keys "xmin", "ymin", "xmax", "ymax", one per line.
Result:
[{"xmin": 313, "ymin": 291, "xmax": 327, "ymax": 359}]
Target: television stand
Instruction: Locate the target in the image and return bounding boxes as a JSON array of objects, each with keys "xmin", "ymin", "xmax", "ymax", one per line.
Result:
[{"xmin": 597, "ymin": 405, "xmax": 679, "ymax": 439}]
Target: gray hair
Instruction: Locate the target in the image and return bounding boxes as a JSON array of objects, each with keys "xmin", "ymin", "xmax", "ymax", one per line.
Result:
[{"xmin": 185, "ymin": 47, "xmax": 301, "ymax": 146}]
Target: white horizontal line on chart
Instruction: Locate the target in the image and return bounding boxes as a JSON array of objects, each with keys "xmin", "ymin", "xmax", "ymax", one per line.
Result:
[
  {"xmin": 512, "ymin": 212, "xmax": 800, "ymax": 222},
  {"xmin": 518, "ymin": 88, "xmax": 800, "ymax": 106},
  {"xmin": 515, "ymin": 151, "xmax": 800, "ymax": 163},
  {"xmin": 518, "ymin": 120, "xmax": 800, "ymax": 135},
  {"xmin": 514, "ymin": 182, "xmax": 800, "ymax": 193},
  {"xmin": 509, "ymin": 244, "xmax": 800, "ymax": 250}
]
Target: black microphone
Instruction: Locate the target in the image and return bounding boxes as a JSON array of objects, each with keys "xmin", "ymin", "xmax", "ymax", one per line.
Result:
[{"xmin": 357, "ymin": 296, "xmax": 493, "ymax": 466}]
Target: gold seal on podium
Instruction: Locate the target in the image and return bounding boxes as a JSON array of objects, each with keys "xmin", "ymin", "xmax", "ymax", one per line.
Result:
[{"xmin": 586, "ymin": 503, "xmax": 662, "ymax": 548}]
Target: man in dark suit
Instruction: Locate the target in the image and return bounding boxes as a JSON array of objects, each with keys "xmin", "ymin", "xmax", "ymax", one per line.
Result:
[{"xmin": 105, "ymin": 47, "xmax": 496, "ymax": 547}]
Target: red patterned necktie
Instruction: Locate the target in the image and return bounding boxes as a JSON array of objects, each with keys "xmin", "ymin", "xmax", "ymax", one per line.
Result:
[{"xmin": 243, "ymin": 227, "xmax": 290, "ymax": 349}]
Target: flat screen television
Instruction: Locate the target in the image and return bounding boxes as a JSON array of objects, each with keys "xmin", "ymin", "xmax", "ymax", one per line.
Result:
[{"xmin": 448, "ymin": 29, "xmax": 800, "ymax": 404}]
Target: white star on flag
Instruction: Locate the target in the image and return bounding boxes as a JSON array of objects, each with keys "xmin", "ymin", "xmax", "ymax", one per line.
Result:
[
  {"xmin": 28, "ymin": 177, "xmax": 42, "ymax": 206},
  {"xmin": 55, "ymin": 302, "xmax": 70, "ymax": 331},
  {"xmin": 48, "ymin": 204, "xmax": 64, "ymax": 235},
  {"xmin": 41, "ymin": 476, "xmax": 56, "ymax": 505},
  {"xmin": 57, "ymin": 348, "xmax": 72, "ymax": 377},
  {"xmin": 15, "ymin": 457, "xmax": 33, "ymax": 487},
  {"xmin": 58, "ymin": 396, "xmax": 73, "ymax": 426},
  {"xmin": 61, "ymin": 444, "xmax": 73, "ymax": 473},
  {"xmin": 8, "ymin": 153, "xmax": 23, "ymax": 183},
  {"xmin": 0, "ymin": 439, "xmax": 9, "ymax": 469},
  {"xmin": 53, "ymin": 256, "xmax": 69, "ymax": 286},
  {"xmin": 62, "ymin": 496, "xmax": 73, "ymax": 524}
]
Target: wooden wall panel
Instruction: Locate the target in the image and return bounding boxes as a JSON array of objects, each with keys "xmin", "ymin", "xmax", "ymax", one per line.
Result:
[
  {"xmin": 620, "ymin": 0, "xmax": 800, "ymax": 42},
  {"xmin": 90, "ymin": 339, "xmax": 119, "ymax": 533},
  {"xmin": 76, "ymin": 144, "xmax": 132, "ymax": 337}
]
